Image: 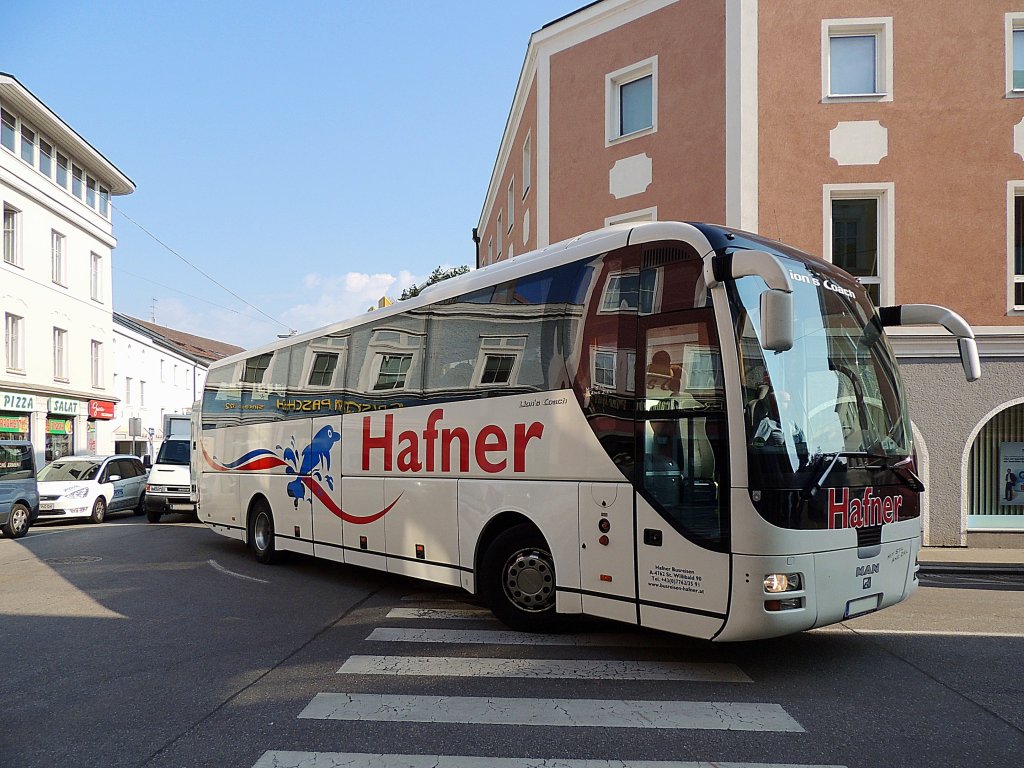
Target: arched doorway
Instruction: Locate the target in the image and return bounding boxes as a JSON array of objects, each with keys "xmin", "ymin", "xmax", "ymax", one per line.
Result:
[{"xmin": 966, "ymin": 401, "xmax": 1024, "ymax": 531}]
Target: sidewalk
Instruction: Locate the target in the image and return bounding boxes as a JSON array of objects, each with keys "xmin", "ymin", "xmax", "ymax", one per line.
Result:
[{"xmin": 918, "ymin": 547, "xmax": 1024, "ymax": 574}]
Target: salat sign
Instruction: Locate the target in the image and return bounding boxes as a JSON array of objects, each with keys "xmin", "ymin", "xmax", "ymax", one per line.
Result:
[
  {"xmin": 827, "ymin": 487, "xmax": 903, "ymax": 530},
  {"xmin": 361, "ymin": 408, "xmax": 545, "ymax": 474}
]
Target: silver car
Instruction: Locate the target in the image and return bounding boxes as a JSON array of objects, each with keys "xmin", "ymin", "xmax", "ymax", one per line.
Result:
[{"xmin": 37, "ymin": 455, "xmax": 148, "ymax": 523}]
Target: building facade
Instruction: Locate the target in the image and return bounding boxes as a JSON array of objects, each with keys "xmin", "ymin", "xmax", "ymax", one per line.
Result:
[
  {"xmin": 477, "ymin": 0, "xmax": 1024, "ymax": 547},
  {"xmin": 1, "ymin": 73, "xmax": 133, "ymax": 467},
  {"xmin": 111, "ymin": 314, "xmax": 242, "ymax": 459}
]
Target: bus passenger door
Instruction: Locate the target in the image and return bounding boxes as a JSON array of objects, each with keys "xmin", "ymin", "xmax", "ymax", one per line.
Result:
[{"xmin": 635, "ymin": 308, "xmax": 730, "ymax": 639}]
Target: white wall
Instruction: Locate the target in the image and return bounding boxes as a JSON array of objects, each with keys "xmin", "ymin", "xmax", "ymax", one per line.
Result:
[
  {"xmin": 110, "ymin": 322, "xmax": 207, "ymax": 459},
  {"xmin": 1, "ymin": 131, "xmax": 117, "ymax": 468}
]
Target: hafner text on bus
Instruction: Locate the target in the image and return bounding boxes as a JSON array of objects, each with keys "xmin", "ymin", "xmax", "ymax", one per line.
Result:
[{"xmin": 194, "ymin": 221, "xmax": 979, "ymax": 641}]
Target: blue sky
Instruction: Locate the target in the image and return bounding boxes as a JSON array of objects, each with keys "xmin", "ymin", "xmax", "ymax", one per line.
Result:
[{"xmin": 6, "ymin": 1, "xmax": 583, "ymax": 348}]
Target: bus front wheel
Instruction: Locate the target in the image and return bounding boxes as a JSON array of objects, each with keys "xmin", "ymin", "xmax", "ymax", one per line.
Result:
[
  {"xmin": 482, "ymin": 524, "xmax": 559, "ymax": 632},
  {"xmin": 248, "ymin": 499, "xmax": 281, "ymax": 565}
]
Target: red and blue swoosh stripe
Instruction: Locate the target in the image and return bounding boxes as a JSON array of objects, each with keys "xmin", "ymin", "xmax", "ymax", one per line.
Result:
[{"xmin": 203, "ymin": 444, "xmax": 400, "ymax": 524}]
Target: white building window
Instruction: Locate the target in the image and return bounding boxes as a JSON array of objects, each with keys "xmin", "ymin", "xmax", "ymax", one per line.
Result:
[
  {"xmin": 20, "ymin": 124, "xmax": 35, "ymax": 165},
  {"xmin": 496, "ymin": 211, "xmax": 503, "ymax": 259},
  {"xmin": 160, "ymin": 359, "xmax": 165, "ymax": 382},
  {"xmin": 71, "ymin": 163, "xmax": 84, "ymax": 199},
  {"xmin": 53, "ymin": 327, "xmax": 68, "ymax": 380},
  {"xmin": 606, "ymin": 56, "xmax": 658, "ymax": 145},
  {"xmin": 140, "ymin": 380, "xmax": 146, "ymax": 407},
  {"xmin": 822, "ymin": 18, "xmax": 893, "ymax": 102},
  {"xmin": 823, "ymin": 183, "xmax": 895, "ymax": 306},
  {"xmin": 55, "ymin": 151, "xmax": 69, "ymax": 188},
  {"xmin": 0, "ymin": 107, "xmax": 14, "ymax": 152},
  {"xmin": 52, "ymin": 230, "xmax": 66, "ymax": 285},
  {"xmin": 99, "ymin": 186, "xmax": 110, "ymax": 217},
  {"xmin": 1006, "ymin": 14, "xmax": 1024, "ymax": 96},
  {"xmin": 522, "ymin": 133, "xmax": 531, "ymax": 196},
  {"xmin": 39, "ymin": 137, "xmax": 53, "ymax": 178},
  {"xmin": 91, "ymin": 340, "xmax": 102, "ymax": 387},
  {"xmin": 1008, "ymin": 183, "xmax": 1024, "ymax": 310},
  {"xmin": 5, "ymin": 313, "xmax": 24, "ymax": 372},
  {"xmin": 487, "ymin": 238, "xmax": 493, "ymax": 264},
  {"xmin": 125, "ymin": 376, "xmax": 132, "ymax": 405},
  {"xmin": 3, "ymin": 205, "xmax": 20, "ymax": 267},
  {"xmin": 507, "ymin": 179, "xmax": 515, "ymax": 233},
  {"xmin": 90, "ymin": 252, "xmax": 102, "ymax": 301}
]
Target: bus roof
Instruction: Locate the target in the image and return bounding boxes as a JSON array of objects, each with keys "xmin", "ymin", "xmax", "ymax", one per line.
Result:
[{"xmin": 209, "ymin": 220, "xmax": 825, "ymax": 371}]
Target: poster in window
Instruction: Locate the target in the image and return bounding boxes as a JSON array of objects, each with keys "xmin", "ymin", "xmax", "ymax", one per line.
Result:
[{"xmin": 998, "ymin": 442, "xmax": 1024, "ymax": 506}]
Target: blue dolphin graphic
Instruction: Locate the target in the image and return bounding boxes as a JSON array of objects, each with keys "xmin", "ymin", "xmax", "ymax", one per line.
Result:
[{"xmin": 287, "ymin": 425, "xmax": 341, "ymax": 506}]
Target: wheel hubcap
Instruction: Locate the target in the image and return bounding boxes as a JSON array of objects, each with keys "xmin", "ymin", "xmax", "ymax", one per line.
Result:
[
  {"xmin": 254, "ymin": 512, "xmax": 272, "ymax": 551},
  {"xmin": 12, "ymin": 508, "xmax": 27, "ymax": 532},
  {"xmin": 502, "ymin": 547, "xmax": 555, "ymax": 612}
]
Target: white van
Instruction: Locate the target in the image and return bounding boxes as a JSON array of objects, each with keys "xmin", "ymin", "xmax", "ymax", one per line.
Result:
[{"xmin": 145, "ymin": 438, "xmax": 195, "ymax": 522}]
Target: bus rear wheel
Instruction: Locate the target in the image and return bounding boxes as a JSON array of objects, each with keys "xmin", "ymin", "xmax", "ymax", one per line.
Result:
[
  {"xmin": 248, "ymin": 499, "xmax": 281, "ymax": 565},
  {"xmin": 482, "ymin": 524, "xmax": 559, "ymax": 632}
]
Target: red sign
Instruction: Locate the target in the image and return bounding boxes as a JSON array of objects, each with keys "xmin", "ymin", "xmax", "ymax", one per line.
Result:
[{"xmin": 88, "ymin": 400, "xmax": 115, "ymax": 420}]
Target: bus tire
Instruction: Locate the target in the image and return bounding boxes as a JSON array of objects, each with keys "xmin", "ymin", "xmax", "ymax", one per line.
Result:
[
  {"xmin": 248, "ymin": 499, "xmax": 280, "ymax": 565},
  {"xmin": 481, "ymin": 524, "xmax": 559, "ymax": 632}
]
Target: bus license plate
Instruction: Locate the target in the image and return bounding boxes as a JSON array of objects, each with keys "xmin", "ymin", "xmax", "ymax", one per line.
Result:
[{"xmin": 844, "ymin": 594, "xmax": 880, "ymax": 619}]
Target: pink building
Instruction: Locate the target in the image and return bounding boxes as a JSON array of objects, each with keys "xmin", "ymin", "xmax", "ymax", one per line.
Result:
[{"xmin": 477, "ymin": 0, "xmax": 1024, "ymax": 549}]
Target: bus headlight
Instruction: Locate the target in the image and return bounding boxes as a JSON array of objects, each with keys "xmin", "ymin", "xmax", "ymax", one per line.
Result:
[{"xmin": 764, "ymin": 573, "xmax": 801, "ymax": 593}]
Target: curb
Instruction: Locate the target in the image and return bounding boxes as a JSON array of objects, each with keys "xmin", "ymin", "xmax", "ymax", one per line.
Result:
[{"xmin": 918, "ymin": 562, "xmax": 1024, "ymax": 576}]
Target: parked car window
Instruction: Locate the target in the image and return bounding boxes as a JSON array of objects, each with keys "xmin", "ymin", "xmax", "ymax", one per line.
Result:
[
  {"xmin": 39, "ymin": 460, "xmax": 102, "ymax": 481},
  {"xmin": 0, "ymin": 444, "xmax": 33, "ymax": 480}
]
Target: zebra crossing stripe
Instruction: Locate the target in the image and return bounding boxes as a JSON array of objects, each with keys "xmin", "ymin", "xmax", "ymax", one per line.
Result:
[
  {"xmin": 253, "ymin": 753, "xmax": 844, "ymax": 768},
  {"xmin": 298, "ymin": 693, "xmax": 804, "ymax": 731},
  {"xmin": 386, "ymin": 607, "xmax": 494, "ymax": 620},
  {"xmin": 366, "ymin": 627, "xmax": 679, "ymax": 646},
  {"xmin": 338, "ymin": 655, "xmax": 752, "ymax": 682},
  {"xmin": 400, "ymin": 592, "xmax": 465, "ymax": 602}
]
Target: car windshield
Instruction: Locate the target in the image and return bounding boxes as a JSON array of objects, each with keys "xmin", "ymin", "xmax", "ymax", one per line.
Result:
[
  {"xmin": 729, "ymin": 255, "xmax": 911, "ymax": 490},
  {"xmin": 156, "ymin": 440, "xmax": 190, "ymax": 465},
  {"xmin": 39, "ymin": 460, "xmax": 102, "ymax": 482}
]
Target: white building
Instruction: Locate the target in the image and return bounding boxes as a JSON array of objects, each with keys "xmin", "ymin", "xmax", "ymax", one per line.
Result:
[
  {"xmin": 1, "ymin": 73, "xmax": 134, "ymax": 467},
  {"xmin": 111, "ymin": 313, "xmax": 242, "ymax": 459}
]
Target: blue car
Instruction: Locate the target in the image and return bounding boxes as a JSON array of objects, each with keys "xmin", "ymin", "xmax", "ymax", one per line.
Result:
[{"xmin": 0, "ymin": 440, "xmax": 39, "ymax": 539}]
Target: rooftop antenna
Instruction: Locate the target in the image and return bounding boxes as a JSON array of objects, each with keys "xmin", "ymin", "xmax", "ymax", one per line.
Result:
[{"xmin": 150, "ymin": 298, "xmax": 158, "ymax": 323}]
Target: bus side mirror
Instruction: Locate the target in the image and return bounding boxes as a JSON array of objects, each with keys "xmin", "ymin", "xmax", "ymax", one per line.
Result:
[
  {"xmin": 879, "ymin": 303, "xmax": 981, "ymax": 382},
  {"xmin": 958, "ymin": 337, "xmax": 982, "ymax": 383},
  {"xmin": 761, "ymin": 289, "xmax": 793, "ymax": 352}
]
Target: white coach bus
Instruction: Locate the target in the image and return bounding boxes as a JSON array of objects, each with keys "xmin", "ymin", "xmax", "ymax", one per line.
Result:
[{"xmin": 196, "ymin": 221, "xmax": 979, "ymax": 641}]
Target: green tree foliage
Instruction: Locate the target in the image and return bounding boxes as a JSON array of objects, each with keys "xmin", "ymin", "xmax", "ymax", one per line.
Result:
[{"xmin": 399, "ymin": 265, "xmax": 471, "ymax": 300}]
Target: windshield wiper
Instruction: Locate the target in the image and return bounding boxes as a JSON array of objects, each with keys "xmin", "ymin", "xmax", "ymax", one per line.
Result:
[
  {"xmin": 864, "ymin": 455, "xmax": 925, "ymax": 492},
  {"xmin": 800, "ymin": 451, "xmax": 875, "ymax": 500},
  {"xmin": 802, "ymin": 451, "xmax": 924, "ymax": 499}
]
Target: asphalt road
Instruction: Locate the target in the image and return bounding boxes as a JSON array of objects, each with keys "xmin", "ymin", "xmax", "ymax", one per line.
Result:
[{"xmin": 1, "ymin": 514, "xmax": 1022, "ymax": 768}]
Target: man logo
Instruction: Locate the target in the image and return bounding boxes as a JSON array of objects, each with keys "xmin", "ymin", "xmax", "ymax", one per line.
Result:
[{"xmin": 863, "ymin": 577, "xmax": 872, "ymax": 590}]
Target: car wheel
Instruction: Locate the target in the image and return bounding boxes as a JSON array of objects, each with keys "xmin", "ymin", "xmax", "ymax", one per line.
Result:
[
  {"xmin": 90, "ymin": 497, "xmax": 106, "ymax": 524},
  {"xmin": 146, "ymin": 508, "xmax": 162, "ymax": 524},
  {"xmin": 248, "ymin": 498, "xmax": 280, "ymax": 565},
  {"xmin": 481, "ymin": 524, "xmax": 560, "ymax": 632},
  {"xmin": 133, "ymin": 492, "xmax": 146, "ymax": 516},
  {"xmin": 1, "ymin": 502, "xmax": 31, "ymax": 539}
]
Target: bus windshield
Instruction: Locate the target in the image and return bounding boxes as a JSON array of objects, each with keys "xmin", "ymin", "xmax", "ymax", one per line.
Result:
[{"xmin": 729, "ymin": 255, "xmax": 911, "ymax": 492}]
